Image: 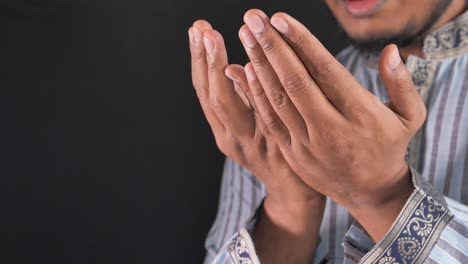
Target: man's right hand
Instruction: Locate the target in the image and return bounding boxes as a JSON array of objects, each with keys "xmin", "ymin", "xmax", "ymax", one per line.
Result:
[
  {"xmin": 188, "ymin": 20, "xmax": 321, "ymax": 205},
  {"xmin": 188, "ymin": 20, "xmax": 325, "ymax": 263}
]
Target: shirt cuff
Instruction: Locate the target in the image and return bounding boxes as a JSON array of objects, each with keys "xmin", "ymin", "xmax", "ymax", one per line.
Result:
[
  {"xmin": 221, "ymin": 201, "xmax": 262, "ymax": 264},
  {"xmin": 343, "ymin": 166, "xmax": 454, "ymax": 264},
  {"xmin": 225, "ymin": 228, "xmax": 261, "ymax": 264}
]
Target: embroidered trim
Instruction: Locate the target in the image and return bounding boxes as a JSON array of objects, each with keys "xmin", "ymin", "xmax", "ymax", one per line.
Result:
[
  {"xmin": 408, "ymin": 60, "xmax": 436, "ymax": 91},
  {"xmin": 359, "ymin": 167, "xmax": 453, "ymax": 264},
  {"xmin": 423, "ymin": 11, "xmax": 468, "ymax": 59},
  {"xmin": 227, "ymin": 229, "xmax": 260, "ymax": 264},
  {"xmin": 363, "ymin": 11, "xmax": 468, "ymax": 67}
]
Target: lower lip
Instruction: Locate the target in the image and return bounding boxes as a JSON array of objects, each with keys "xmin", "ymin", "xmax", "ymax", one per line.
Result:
[{"xmin": 344, "ymin": 0, "xmax": 383, "ymax": 17}]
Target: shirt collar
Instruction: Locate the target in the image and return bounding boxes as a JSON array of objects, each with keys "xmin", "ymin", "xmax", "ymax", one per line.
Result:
[
  {"xmin": 364, "ymin": 10, "xmax": 468, "ymax": 67},
  {"xmin": 423, "ymin": 10, "xmax": 468, "ymax": 59}
]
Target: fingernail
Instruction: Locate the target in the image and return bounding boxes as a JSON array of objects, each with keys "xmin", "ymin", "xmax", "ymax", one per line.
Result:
[
  {"xmin": 193, "ymin": 27, "xmax": 202, "ymax": 43},
  {"xmin": 225, "ymin": 69, "xmax": 238, "ymax": 82},
  {"xmin": 241, "ymin": 30, "xmax": 257, "ymax": 49},
  {"xmin": 388, "ymin": 46, "xmax": 401, "ymax": 70},
  {"xmin": 245, "ymin": 65, "xmax": 257, "ymax": 81},
  {"xmin": 245, "ymin": 14, "xmax": 264, "ymax": 34},
  {"xmin": 188, "ymin": 28, "xmax": 194, "ymax": 43},
  {"xmin": 271, "ymin": 17, "xmax": 289, "ymax": 34},
  {"xmin": 204, "ymin": 36, "xmax": 215, "ymax": 54}
]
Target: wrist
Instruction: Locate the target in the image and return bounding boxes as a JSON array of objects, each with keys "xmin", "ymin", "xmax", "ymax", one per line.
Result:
[
  {"xmin": 263, "ymin": 177, "xmax": 325, "ymax": 206},
  {"xmin": 252, "ymin": 194, "xmax": 325, "ymax": 264},
  {"xmin": 262, "ymin": 194, "xmax": 325, "ymax": 235},
  {"xmin": 347, "ymin": 164, "xmax": 414, "ymax": 241}
]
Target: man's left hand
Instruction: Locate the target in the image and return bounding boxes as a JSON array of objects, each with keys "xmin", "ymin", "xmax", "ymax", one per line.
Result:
[{"xmin": 235, "ymin": 9, "xmax": 427, "ymax": 241}]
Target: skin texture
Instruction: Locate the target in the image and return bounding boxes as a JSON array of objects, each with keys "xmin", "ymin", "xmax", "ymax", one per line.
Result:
[
  {"xmin": 189, "ymin": 1, "xmax": 466, "ymax": 263},
  {"xmin": 238, "ymin": 10, "xmax": 425, "ymax": 241},
  {"xmin": 188, "ymin": 21, "xmax": 321, "ymax": 207},
  {"xmin": 188, "ymin": 21, "xmax": 324, "ymax": 264}
]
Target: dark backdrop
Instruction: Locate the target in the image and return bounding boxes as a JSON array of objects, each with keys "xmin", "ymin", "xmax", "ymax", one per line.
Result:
[{"xmin": 1, "ymin": 0, "xmax": 346, "ymax": 263}]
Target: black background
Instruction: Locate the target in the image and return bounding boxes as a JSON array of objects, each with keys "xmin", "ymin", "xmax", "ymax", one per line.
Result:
[{"xmin": 1, "ymin": 0, "xmax": 346, "ymax": 263}]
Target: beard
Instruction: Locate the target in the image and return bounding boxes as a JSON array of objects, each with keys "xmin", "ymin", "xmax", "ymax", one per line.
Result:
[{"xmin": 327, "ymin": 0, "xmax": 454, "ymax": 53}]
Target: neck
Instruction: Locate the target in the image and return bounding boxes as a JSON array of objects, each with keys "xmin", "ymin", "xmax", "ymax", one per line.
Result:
[{"xmin": 399, "ymin": 0, "xmax": 467, "ymax": 61}]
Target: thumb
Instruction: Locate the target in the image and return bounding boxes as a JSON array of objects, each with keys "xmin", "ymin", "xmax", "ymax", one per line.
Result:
[{"xmin": 379, "ymin": 44, "xmax": 427, "ymax": 131}]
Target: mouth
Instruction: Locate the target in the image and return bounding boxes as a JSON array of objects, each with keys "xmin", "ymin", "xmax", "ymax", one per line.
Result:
[{"xmin": 343, "ymin": 0, "xmax": 385, "ymax": 17}]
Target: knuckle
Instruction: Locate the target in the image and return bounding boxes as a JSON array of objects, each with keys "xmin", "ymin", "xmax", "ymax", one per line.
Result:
[
  {"xmin": 268, "ymin": 88, "xmax": 288, "ymax": 109},
  {"xmin": 250, "ymin": 84, "xmax": 265, "ymax": 98},
  {"xmin": 351, "ymin": 106, "xmax": 373, "ymax": 127},
  {"xmin": 192, "ymin": 80, "xmax": 208, "ymax": 95},
  {"xmin": 316, "ymin": 128, "xmax": 348, "ymax": 153},
  {"xmin": 398, "ymin": 68, "xmax": 414, "ymax": 85},
  {"xmin": 396, "ymin": 77, "xmax": 415, "ymax": 94},
  {"xmin": 260, "ymin": 114, "xmax": 290, "ymax": 145},
  {"xmin": 259, "ymin": 36, "xmax": 278, "ymax": 55},
  {"xmin": 208, "ymin": 95, "xmax": 224, "ymax": 112},
  {"xmin": 194, "ymin": 86, "xmax": 209, "ymax": 101},
  {"xmin": 282, "ymin": 72, "xmax": 310, "ymax": 95},
  {"xmin": 308, "ymin": 58, "xmax": 336, "ymax": 80},
  {"xmin": 348, "ymin": 104, "xmax": 379, "ymax": 128},
  {"xmin": 191, "ymin": 47, "xmax": 205, "ymax": 61},
  {"xmin": 291, "ymin": 30, "xmax": 308, "ymax": 50},
  {"xmin": 262, "ymin": 113, "xmax": 282, "ymax": 131},
  {"xmin": 250, "ymin": 54, "xmax": 269, "ymax": 68},
  {"xmin": 207, "ymin": 61, "xmax": 218, "ymax": 74},
  {"xmin": 321, "ymin": 130, "xmax": 343, "ymax": 147}
]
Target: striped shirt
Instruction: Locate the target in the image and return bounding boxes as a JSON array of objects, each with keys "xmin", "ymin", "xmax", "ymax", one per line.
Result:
[{"xmin": 204, "ymin": 11, "xmax": 468, "ymax": 264}]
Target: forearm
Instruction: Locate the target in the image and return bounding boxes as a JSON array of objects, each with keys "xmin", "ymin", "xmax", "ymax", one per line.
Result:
[{"xmin": 252, "ymin": 195, "xmax": 325, "ymax": 264}]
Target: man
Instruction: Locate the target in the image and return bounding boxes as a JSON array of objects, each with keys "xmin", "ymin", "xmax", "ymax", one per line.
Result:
[{"xmin": 189, "ymin": 0, "xmax": 468, "ymax": 263}]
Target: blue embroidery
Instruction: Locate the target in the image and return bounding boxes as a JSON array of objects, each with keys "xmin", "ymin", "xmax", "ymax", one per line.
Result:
[
  {"xmin": 423, "ymin": 13, "xmax": 468, "ymax": 58},
  {"xmin": 376, "ymin": 195, "xmax": 452, "ymax": 264},
  {"xmin": 357, "ymin": 167, "xmax": 454, "ymax": 264},
  {"xmin": 227, "ymin": 231, "xmax": 255, "ymax": 264}
]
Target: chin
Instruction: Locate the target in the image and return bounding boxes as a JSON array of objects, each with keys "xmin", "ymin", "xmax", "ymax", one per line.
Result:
[{"xmin": 347, "ymin": 26, "xmax": 401, "ymax": 41}]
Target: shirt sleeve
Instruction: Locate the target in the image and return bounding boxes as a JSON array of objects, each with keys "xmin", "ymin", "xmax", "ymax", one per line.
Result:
[
  {"xmin": 204, "ymin": 158, "xmax": 266, "ymax": 264},
  {"xmin": 342, "ymin": 166, "xmax": 468, "ymax": 264},
  {"xmin": 206, "ymin": 158, "xmax": 331, "ymax": 264}
]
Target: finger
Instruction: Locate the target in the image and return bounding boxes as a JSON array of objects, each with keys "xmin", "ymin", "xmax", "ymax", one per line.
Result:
[
  {"xmin": 239, "ymin": 24, "xmax": 310, "ymax": 140},
  {"xmin": 225, "ymin": 64, "xmax": 271, "ymax": 135},
  {"xmin": 226, "ymin": 64, "xmax": 274, "ymax": 136},
  {"xmin": 224, "ymin": 64, "xmax": 256, "ymax": 111},
  {"xmin": 190, "ymin": 20, "xmax": 213, "ymax": 95},
  {"xmin": 270, "ymin": 12, "xmax": 374, "ymax": 118},
  {"xmin": 245, "ymin": 62, "xmax": 293, "ymax": 146},
  {"xmin": 203, "ymin": 29, "xmax": 256, "ymax": 139},
  {"xmin": 242, "ymin": 9, "xmax": 342, "ymax": 124},
  {"xmin": 189, "ymin": 22, "xmax": 225, "ymax": 134},
  {"xmin": 379, "ymin": 45, "xmax": 427, "ymax": 131}
]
